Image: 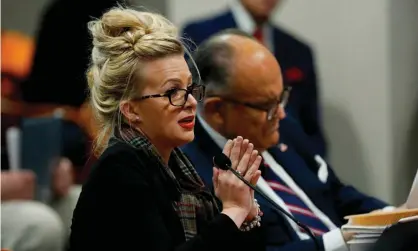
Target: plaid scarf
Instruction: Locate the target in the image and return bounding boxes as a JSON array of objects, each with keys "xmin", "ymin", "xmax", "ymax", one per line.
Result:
[{"xmin": 115, "ymin": 126, "xmax": 219, "ymax": 240}]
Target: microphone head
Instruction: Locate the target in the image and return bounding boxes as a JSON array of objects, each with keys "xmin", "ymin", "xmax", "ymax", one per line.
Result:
[{"xmin": 213, "ymin": 153, "xmax": 231, "ymax": 171}]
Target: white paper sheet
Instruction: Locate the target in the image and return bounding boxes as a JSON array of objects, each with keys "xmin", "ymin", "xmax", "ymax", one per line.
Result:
[
  {"xmin": 341, "ymin": 225, "xmax": 386, "ymax": 234},
  {"xmin": 406, "ymin": 169, "xmax": 418, "ymax": 209}
]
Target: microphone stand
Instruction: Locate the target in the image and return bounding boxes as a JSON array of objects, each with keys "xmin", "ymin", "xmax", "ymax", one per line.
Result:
[{"xmin": 214, "ymin": 154, "xmax": 321, "ymax": 251}]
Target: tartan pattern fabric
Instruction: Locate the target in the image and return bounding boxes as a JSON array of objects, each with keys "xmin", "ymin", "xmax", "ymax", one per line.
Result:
[{"xmin": 115, "ymin": 126, "xmax": 218, "ymax": 240}]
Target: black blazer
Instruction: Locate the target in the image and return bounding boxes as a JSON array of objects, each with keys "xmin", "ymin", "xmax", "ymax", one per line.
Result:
[
  {"xmin": 181, "ymin": 118, "xmax": 388, "ymax": 251},
  {"xmin": 69, "ymin": 139, "xmax": 263, "ymax": 251}
]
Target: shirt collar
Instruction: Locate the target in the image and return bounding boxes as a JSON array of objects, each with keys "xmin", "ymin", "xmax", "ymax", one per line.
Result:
[
  {"xmin": 197, "ymin": 114, "xmax": 228, "ymax": 149},
  {"xmin": 229, "ymin": 0, "xmax": 270, "ymax": 34}
]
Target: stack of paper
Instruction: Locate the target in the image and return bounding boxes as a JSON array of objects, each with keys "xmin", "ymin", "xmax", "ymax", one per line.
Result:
[
  {"xmin": 342, "ymin": 215, "xmax": 418, "ymax": 251},
  {"xmin": 342, "ymin": 225, "xmax": 387, "ymax": 251},
  {"xmin": 341, "ymin": 168, "xmax": 418, "ymax": 251}
]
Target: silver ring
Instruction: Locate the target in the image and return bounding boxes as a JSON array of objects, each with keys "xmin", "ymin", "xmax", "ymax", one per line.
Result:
[{"xmin": 237, "ymin": 170, "xmax": 243, "ymax": 176}]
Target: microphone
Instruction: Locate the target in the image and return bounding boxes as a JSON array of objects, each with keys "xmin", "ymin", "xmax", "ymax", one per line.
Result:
[{"xmin": 213, "ymin": 153, "xmax": 321, "ymax": 251}]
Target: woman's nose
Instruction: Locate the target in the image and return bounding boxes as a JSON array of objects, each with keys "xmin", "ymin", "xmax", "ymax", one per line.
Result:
[{"xmin": 184, "ymin": 92, "xmax": 197, "ymax": 109}]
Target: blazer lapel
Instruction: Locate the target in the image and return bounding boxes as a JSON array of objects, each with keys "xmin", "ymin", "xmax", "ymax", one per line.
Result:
[{"xmin": 267, "ymin": 145, "xmax": 329, "ymax": 203}]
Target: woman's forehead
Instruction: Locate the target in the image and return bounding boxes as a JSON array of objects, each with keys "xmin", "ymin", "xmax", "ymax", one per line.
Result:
[
  {"xmin": 139, "ymin": 55, "xmax": 191, "ymax": 86},
  {"xmin": 141, "ymin": 55, "xmax": 189, "ymax": 75}
]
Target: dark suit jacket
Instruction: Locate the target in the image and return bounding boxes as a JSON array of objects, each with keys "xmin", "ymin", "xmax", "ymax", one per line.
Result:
[
  {"xmin": 181, "ymin": 118, "xmax": 388, "ymax": 251},
  {"xmin": 182, "ymin": 10, "xmax": 327, "ymax": 157},
  {"xmin": 69, "ymin": 139, "xmax": 263, "ymax": 251}
]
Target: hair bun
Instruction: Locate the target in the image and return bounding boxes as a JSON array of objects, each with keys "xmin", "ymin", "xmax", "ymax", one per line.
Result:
[
  {"xmin": 89, "ymin": 7, "xmax": 179, "ymax": 58},
  {"xmin": 101, "ymin": 8, "xmax": 144, "ymax": 37},
  {"xmin": 86, "ymin": 6, "xmax": 185, "ymax": 156}
]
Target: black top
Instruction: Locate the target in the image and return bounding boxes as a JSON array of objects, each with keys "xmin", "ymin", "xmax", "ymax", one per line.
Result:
[{"xmin": 69, "ymin": 140, "xmax": 263, "ymax": 251}]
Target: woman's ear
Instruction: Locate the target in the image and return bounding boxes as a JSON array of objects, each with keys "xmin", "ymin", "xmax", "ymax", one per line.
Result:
[{"xmin": 119, "ymin": 100, "xmax": 141, "ymax": 123}]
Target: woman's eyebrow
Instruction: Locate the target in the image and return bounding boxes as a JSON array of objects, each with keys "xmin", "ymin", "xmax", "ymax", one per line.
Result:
[
  {"xmin": 160, "ymin": 78, "xmax": 182, "ymax": 88},
  {"xmin": 161, "ymin": 74, "xmax": 193, "ymax": 88}
]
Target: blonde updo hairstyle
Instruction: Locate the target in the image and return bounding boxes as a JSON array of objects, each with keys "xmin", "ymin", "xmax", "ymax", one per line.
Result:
[{"xmin": 87, "ymin": 6, "xmax": 185, "ymax": 155}]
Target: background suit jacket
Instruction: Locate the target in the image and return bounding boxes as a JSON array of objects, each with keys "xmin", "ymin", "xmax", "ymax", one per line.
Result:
[
  {"xmin": 182, "ymin": 10, "xmax": 327, "ymax": 157},
  {"xmin": 181, "ymin": 118, "xmax": 388, "ymax": 251}
]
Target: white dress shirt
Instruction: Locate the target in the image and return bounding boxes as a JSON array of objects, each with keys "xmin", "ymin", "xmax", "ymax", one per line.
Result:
[
  {"xmin": 198, "ymin": 114, "xmax": 349, "ymax": 251},
  {"xmin": 229, "ymin": 0, "xmax": 275, "ymax": 53}
]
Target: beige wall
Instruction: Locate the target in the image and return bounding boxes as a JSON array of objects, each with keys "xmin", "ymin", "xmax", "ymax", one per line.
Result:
[
  {"xmin": 389, "ymin": 0, "xmax": 418, "ymax": 203},
  {"xmin": 1, "ymin": 0, "xmax": 167, "ymax": 36},
  {"xmin": 1, "ymin": 0, "xmax": 51, "ymax": 36}
]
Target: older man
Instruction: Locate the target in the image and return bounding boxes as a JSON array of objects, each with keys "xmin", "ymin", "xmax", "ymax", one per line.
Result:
[
  {"xmin": 182, "ymin": 0, "xmax": 327, "ymax": 157},
  {"xmin": 182, "ymin": 29, "xmax": 396, "ymax": 251}
]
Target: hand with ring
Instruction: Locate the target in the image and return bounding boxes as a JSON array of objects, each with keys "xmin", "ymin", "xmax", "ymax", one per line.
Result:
[{"xmin": 213, "ymin": 136, "xmax": 262, "ymax": 227}]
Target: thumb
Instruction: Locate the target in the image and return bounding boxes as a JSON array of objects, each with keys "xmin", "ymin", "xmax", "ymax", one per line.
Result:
[{"xmin": 212, "ymin": 167, "xmax": 219, "ymax": 188}]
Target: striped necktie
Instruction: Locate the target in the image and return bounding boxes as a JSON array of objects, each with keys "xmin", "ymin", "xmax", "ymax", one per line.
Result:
[{"xmin": 263, "ymin": 161, "xmax": 329, "ymax": 236}]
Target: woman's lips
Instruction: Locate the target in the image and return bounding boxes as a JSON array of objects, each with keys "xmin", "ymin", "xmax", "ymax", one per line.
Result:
[{"xmin": 178, "ymin": 116, "xmax": 195, "ymax": 130}]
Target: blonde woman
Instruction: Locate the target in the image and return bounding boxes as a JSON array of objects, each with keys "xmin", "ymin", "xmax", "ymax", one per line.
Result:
[{"xmin": 69, "ymin": 7, "xmax": 264, "ymax": 251}]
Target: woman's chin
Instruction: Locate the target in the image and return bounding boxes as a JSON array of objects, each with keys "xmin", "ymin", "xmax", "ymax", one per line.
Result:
[{"xmin": 173, "ymin": 131, "xmax": 195, "ymax": 147}]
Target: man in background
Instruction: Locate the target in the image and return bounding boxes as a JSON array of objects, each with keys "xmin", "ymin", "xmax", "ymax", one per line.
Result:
[
  {"xmin": 182, "ymin": 29, "xmax": 399, "ymax": 251},
  {"xmin": 182, "ymin": 0, "xmax": 327, "ymax": 157}
]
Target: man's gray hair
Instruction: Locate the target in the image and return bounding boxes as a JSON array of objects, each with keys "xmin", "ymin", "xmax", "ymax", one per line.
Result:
[{"xmin": 188, "ymin": 28, "xmax": 255, "ymax": 101}]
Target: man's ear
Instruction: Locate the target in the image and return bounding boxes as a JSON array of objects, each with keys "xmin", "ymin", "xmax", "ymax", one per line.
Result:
[
  {"xmin": 203, "ymin": 97, "xmax": 224, "ymax": 125},
  {"xmin": 119, "ymin": 100, "xmax": 141, "ymax": 123}
]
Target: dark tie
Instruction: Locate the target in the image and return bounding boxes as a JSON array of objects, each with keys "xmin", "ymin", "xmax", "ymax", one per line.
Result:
[
  {"xmin": 262, "ymin": 161, "xmax": 330, "ymax": 236},
  {"xmin": 253, "ymin": 27, "xmax": 264, "ymax": 44}
]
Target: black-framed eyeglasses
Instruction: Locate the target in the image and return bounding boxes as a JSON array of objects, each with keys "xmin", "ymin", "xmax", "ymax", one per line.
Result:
[
  {"xmin": 134, "ymin": 84, "xmax": 206, "ymax": 107},
  {"xmin": 215, "ymin": 86, "xmax": 292, "ymax": 121}
]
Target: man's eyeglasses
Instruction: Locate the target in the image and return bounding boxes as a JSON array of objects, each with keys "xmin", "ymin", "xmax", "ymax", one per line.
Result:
[
  {"xmin": 134, "ymin": 84, "xmax": 206, "ymax": 107},
  {"xmin": 217, "ymin": 86, "xmax": 292, "ymax": 121}
]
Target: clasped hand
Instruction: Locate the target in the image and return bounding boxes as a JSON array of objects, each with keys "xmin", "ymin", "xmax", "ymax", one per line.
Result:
[{"xmin": 213, "ymin": 136, "xmax": 262, "ymax": 221}]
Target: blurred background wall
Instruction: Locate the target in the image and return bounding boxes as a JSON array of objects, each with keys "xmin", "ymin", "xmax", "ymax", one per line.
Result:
[
  {"xmin": 2, "ymin": 0, "xmax": 417, "ymax": 204},
  {"xmin": 1, "ymin": 0, "xmax": 167, "ymax": 36}
]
